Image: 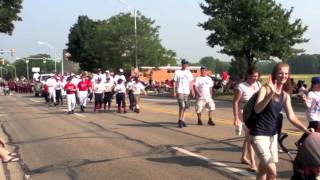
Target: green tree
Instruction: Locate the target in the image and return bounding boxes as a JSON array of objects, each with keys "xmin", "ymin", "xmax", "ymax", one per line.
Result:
[
  {"xmin": 67, "ymin": 13, "xmax": 176, "ymax": 72},
  {"xmin": 288, "ymin": 54, "xmax": 320, "ymax": 74},
  {"xmin": 0, "ymin": 0, "xmax": 23, "ymax": 35},
  {"xmin": 199, "ymin": 56, "xmax": 230, "ymax": 73},
  {"xmin": 199, "ymin": 0, "xmax": 308, "ymax": 78}
]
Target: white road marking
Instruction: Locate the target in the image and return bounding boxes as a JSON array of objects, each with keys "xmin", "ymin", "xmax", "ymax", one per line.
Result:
[
  {"xmin": 172, "ymin": 146, "xmax": 255, "ymax": 178},
  {"xmin": 30, "ymin": 99, "xmax": 41, "ymax": 103}
]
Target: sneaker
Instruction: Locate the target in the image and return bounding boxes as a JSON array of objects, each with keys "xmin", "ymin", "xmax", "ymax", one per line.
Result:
[
  {"xmin": 71, "ymin": 110, "xmax": 74, "ymax": 114},
  {"xmin": 80, "ymin": 106, "xmax": 84, "ymax": 112},
  {"xmin": 178, "ymin": 120, "xmax": 183, "ymax": 128},
  {"xmin": 68, "ymin": 111, "xmax": 72, "ymax": 114},
  {"xmin": 208, "ymin": 119, "xmax": 215, "ymax": 126},
  {"xmin": 182, "ymin": 121, "xmax": 187, "ymax": 127},
  {"xmin": 135, "ymin": 109, "xmax": 140, "ymax": 113},
  {"xmin": 197, "ymin": 119, "xmax": 203, "ymax": 125}
]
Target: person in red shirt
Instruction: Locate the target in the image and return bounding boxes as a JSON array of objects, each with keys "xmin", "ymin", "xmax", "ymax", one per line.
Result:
[
  {"xmin": 42, "ymin": 83, "xmax": 49, "ymax": 104},
  {"xmin": 64, "ymin": 77, "xmax": 77, "ymax": 114},
  {"xmin": 77, "ymin": 75, "xmax": 91, "ymax": 112}
]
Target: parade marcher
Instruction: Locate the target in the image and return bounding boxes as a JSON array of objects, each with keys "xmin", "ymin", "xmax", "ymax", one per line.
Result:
[
  {"xmin": 132, "ymin": 77, "xmax": 147, "ymax": 113},
  {"xmin": 249, "ymin": 63, "xmax": 312, "ymax": 180},
  {"xmin": 173, "ymin": 59, "xmax": 195, "ymax": 128},
  {"xmin": 93, "ymin": 68, "xmax": 106, "ymax": 83},
  {"xmin": 103, "ymin": 77, "xmax": 114, "ymax": 111},
  {"xmin": 54, "ymin": 76, "xmax": 64, "ymax": 106},
  {"xmin": 114, "ymin": 68, "xmax": 126, "ymax": 85},
  {"xmin": 93, "ymin": 77, "xmax": 105, "ymax": 112},
  {"xmin": 114, "ymin": 79, "xmax": 127, "ymax": 113},
  {"xmin": 297, "ymin": 77, "xmax": 320, "ymax": 144},
  {"xmin": 126, "ymin": 77, "xmax": 135, "ymax": 111},
  {"xmin": 105, "ymin": 70, "xmax": 114, "ymax": 84},
  {"xmin": 77, "ymin": 75, "xmax": 91, "ymax": 112},
  {"xmin": 194, "ymin": 66, "xmax": 215, "ymax": 126},
  {"xmin": 233, "ymin": 67, "xmax": 261, "ymax": 171},
  {"xmin": 46, "ymin": 75, "xmax": 57, "ymax": 106},
  {"xmin": 64, "ymin": 77, "xmax": 77, "ymax": 114}
]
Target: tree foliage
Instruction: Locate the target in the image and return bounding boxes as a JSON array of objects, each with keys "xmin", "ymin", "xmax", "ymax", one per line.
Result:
[
  {"xmin": 0, "ymin": 0, "xmax": 23, "ymax": 35},
  {"xmin": 67, "ymin": 13, "xmax": 176, "ymax": 72},
  {"xmin": 199, "ymin": 0, "xmax": 308, "ymax": 78},
  {"xmin": 199, "ymin": 56, "xmax": 230, "ymax": 74},
  {"xmin": 287, "ymin": 54, "xmax": 320, "ymax": 74}
]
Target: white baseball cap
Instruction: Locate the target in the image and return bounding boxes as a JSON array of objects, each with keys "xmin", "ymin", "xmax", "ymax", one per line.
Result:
[{"xmin": 119, "ymin": 68, "xmax": 124, "ymax": 73}]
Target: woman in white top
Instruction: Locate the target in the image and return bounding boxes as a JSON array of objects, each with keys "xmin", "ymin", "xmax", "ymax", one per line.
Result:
[
  {"xmin": 132, "ymin": 77, "xmax": 147, "ymax": 113},
  {"xmin": 93, "ymin": 77, "xmax": 105, "ymax": 112},
  {"xmin": 233, "ymin": 67, "xmax": 261, "ymax": 171}
]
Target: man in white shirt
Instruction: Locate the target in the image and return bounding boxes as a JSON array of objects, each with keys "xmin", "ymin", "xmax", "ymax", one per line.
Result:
[
  {"xmin": 114, "ymin": 69, "xmax": 126, "ymax": 85},
  {"xmin": 173, "ymin": 59, "xmax": 195, "ymax": 128},
  {"xmin": 194, "ymin": 66, "xmax": 215, "ymax": 126}
]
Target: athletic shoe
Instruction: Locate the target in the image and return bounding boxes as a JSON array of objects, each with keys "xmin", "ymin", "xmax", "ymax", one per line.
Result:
[
  {"xmin": 197, "ymin": 119, "xmax": 203, "ymax": 125},
  {"xmin": 178, "ymin": 120, "xmax": 183, "ymax": 128},
  {"xmin": 208, "ymin": 118, "xmax": 215, "ymax": 126}
]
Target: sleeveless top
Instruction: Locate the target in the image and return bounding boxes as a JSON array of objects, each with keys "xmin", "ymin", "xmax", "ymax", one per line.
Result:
[{"xmin": 250, "ymin": 92, "xmax": 284, "ymax": 136}]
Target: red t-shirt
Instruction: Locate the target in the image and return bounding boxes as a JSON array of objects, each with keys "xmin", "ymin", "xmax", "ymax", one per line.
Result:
[
  {"xmin": 64, "ymin": 83, "xmax": 76, "ymax": 94},
  {"xmin": 77, "ymin": 81, "xmax": 89, "ymax": 91},
  {"xmin": 85, "ymin": 79, "xmax": 93, "ymax": 89}
]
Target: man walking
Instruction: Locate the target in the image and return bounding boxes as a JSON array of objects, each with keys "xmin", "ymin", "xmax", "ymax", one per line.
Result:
[
  {"xmin": 173, "ymin": 59, "xmax": 195, "ymax": 128},
  {"xmin": 194, "ymin": 66, "xmax": 215, "ymax": 126}
]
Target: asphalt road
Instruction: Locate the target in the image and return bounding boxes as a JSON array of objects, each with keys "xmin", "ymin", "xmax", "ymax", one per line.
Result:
[{"xmin": 0, "ymin": 93, "xmax": 308, "ymax": 180}]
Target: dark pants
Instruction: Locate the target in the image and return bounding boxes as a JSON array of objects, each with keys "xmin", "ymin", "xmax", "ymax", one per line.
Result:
[
  {"xmin": 128, "ymin": 90, "xmax": 135, "ymax": 110},
  {"xmin": 116, "ymin": 93, "xmax": 126, "ymax": 108},
  {"xmin": 104, "ymin": 92, "xmax": 113, "ymax": 108},
  {"xmin": 55, "ymin": 89, "xmax": 63, "ymax": 104},
  {"xmin": 95, "ymin": 93, "xmax": 103, "ymax": 107}
]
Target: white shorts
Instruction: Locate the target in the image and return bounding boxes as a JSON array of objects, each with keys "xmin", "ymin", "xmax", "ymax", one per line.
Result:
[
  {"xmin": 251, "ymin": 134, "xmax": 278, "ymax": 165},
  {"xmin": 195, "ymin": 98, "xmax": 215, "ymax": 113}
]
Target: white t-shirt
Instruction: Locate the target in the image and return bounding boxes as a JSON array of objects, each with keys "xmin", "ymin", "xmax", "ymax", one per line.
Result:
[
  {"xmin": 93, "ymin": 73, "xmax": 106, "ymax": 83},
  {"xmin": 133, "ymin": 82, "xmax": 145, "ymax": 95},
  {"xmin": 94, "ymin": 83, "xmax": 105, "ymax": 94},
  {"xmin": 126, "ymin": 81, "xmax": 134, "ymax": 91},
  {"xmin": 114, "ymin": 84, "xmax": 126, "ymax": 94},
  {"xmin": 104, "ymin": 81, "xmax": 114, "ymax": 92},
  {"xmin": 306, "ymin": 91, "xmax": 320, "ymax": 122},
  {"xmin": 195, "ymin": 76, "xmax": 213, "ymax": 99},
  {"xmin": 114, "ymin": 74, "xmax": 126, "ymax": 84},
  {"xmin": 173, "ymin": 69, "xmax": 194, "ymax": 94},
  {"xmin": 46, "ymin": 78, "xmax": 56, "ymax": 87},
  {"xmin": 237, "ymin": 81, "xmax": 261, "ymax": 103}
]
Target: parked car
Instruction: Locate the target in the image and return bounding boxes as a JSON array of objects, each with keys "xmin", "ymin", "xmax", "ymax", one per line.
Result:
[{"xmin": 34, "ymin": 73, "xmax": 54, "ymax": 97}]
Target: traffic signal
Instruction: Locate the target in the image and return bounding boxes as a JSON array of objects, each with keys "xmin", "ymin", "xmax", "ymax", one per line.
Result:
[{"xmin": 10, "ymin": 48, "xmax": 16, "ymax": 56}]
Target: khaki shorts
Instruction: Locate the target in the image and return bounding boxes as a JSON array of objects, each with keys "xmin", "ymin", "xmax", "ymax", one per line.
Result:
[
  {"xmin": 177, "ymin": 93, "xmax": 190, "ymax": 109},
  {"xmin": 251, "ymin": 134, "xmax": 278, "ymax": 165},
  {"xmin": 195, "ymin": 98, "xmax": 215, "ymax": 113}
]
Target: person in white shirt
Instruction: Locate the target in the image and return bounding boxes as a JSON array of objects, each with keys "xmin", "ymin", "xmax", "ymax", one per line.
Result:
[
  {"xmin": 103, "ymin": 77, "xmax": 114, "ymax": 111},
  {"xmin": 173, "ymin": 59, "xmax": 195, "ymax": 128},
  {"xmin": 46, "ymin": 75, "xmax": 57, "ymax": 106},
  {"xmin": 132, "ymin": 77, "xmax": 147, "ymax": 113},
  {"xmin": 105, "ymin": 70, "xmax": 114, "ymax": 84},
  {"xmin": 194, "ymin": 66, "xmax": 215, "ymax": 126},
  {"xmin": 233, "ymin": 68, "xmax": 261, "ymax": 172},
  {"xmin": 114, "ymin": 69, "xmax": 126, "ymax": 85},
  {"xmin": 93, "ymin": 77, "xmax": 105, "ymax": 112},
  {"xmin": 54, "ymin": 76, "xmax": 64, "ymax": 106},
  {"xmin": 93, "ymin": 68, "xmax": 106, "ymax": 83},
  {"xmin": 114, "ymin": 79, "xmax": 127, "ymax": 113},
  {"xmin": 126, "ymin": 77, "xmax": 135, "ymax": 111}
]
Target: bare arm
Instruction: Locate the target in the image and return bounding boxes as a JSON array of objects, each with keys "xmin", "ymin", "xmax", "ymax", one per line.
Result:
[
  {"xmin": 284, "ymin": 93, "xmax": 311, "ymax": 134},
  {"xmin": 173, "ymin": 81, "xmax": 176, "ymax": 97},
  {"xmin": 233, "ymin": 89, "xmax": 242, "ymax": 125}
]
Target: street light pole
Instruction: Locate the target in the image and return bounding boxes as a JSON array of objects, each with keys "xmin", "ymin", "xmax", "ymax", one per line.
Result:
[
  {"xmin": 37, "ymin": 41, "xmax": 56, "ymax": 72},
  {"xmin": 118, "ymin": 0, "xmax": 138, "ymax": 68},
  {"xmin": 25, "ymin": 59, "xmax": 29, "ymax": 80}
]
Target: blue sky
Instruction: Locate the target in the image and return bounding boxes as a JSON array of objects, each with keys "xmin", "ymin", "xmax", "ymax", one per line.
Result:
[{"xmin": 1, "ymin": 0, "xmax": 319, "ymax": 63}]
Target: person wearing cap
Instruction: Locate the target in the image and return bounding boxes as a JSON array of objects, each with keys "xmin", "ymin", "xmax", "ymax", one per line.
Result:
[
  {"xmin": 54, "ymin": 76, "xmax": 64, "ymax": 106},
  {"xmin": 103, "ymin": 76, "xmax": 115, "ymax": 111},
  {"xmin": 297, "ymin": 77, "xmax": 320, "ymax": 144},
  {"xmin": 77, "ymin": 75, "xmax": 91, "ymax": 112},
  {"xmin": 114, "ymin": 68, "xmax": 126, "ymax": 85},
  {"xmin": 126, "ymin": 77, "xmax": 135, "ymax": 111},
  {"xmin": 173, "ymin": 59, "xmax": 195, "ymax": 128},
  {"xmin": 194, "ymin": 66, "xmax": 216, "ymax": 126},
  {"xmin": 105, "ymin": 70, "xmax": 114, "ymax": 84},
  {"xmin": 64, "ymin": 77, "xmax": 77, "ymax": 114},
  {"xmin": 46, "ymin": 74, "xmax": 57, "ymax": 106},
  {"xmin": 93, "ymin": 77, "xmax": 106, "ymax": 112},
  {"xmin": 114, "ymin": 78, "xmax": 127, "ymax": 113}
]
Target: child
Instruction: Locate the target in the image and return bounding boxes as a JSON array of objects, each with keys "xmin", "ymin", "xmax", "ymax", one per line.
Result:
[
  {"xmin": 64, "ymin": 77, "xmax": 77, "ymax": 114},
  {"xmin": 114, "ymin": 79, "xmax": 127, "ymax": 113},
  {"xmin": 104, "ymin": 77, "xmax": 114, "ymax": 111}
]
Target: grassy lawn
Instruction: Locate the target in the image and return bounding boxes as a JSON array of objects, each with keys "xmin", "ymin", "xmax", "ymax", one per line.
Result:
[{"xmin": 260, "ymin": 74, "xmax": 320, "ymax": 88}]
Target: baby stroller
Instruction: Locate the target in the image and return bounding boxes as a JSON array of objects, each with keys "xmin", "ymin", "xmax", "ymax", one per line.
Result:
[{"xmin": 279, "ymin": 132, "xmax": 320, "ymax": 180}]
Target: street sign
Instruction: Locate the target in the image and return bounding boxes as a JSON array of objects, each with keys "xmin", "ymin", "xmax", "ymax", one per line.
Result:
[{"xmin": 32, "ymin": 67, "xmax": 40, "ymax": 72}]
